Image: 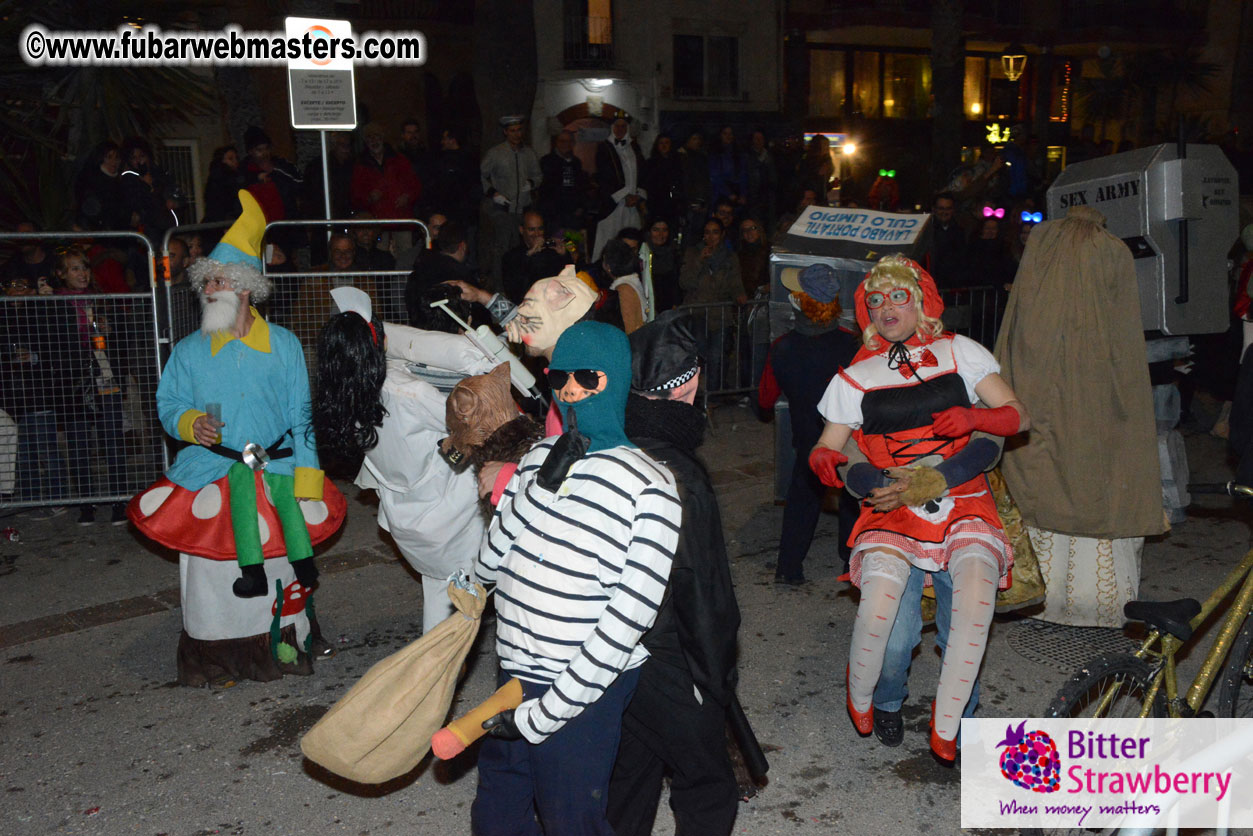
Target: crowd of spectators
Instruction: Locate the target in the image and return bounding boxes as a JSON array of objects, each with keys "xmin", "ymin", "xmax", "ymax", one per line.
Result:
[{"xmin": 4, "ymin": 117, "xmax": 1223, "ymax": 509}]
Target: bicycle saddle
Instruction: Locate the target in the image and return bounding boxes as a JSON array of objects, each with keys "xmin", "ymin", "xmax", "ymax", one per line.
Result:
[{"xmin": 1122, "ymin": 598, "xmax": 1201, "ymax": 641}]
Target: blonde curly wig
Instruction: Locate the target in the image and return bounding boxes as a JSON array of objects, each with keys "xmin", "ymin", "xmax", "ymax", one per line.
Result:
[{"xmin": 861, "ymin": 254, "xmax": 943, "ymax": 350}]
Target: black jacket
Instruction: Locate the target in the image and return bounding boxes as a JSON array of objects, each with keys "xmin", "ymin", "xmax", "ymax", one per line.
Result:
[
  {"xmin": 202, "ymin": 162, "xmax": 246, "ymax": 223},
  {"xmin": 501, "ymin": 245, "xmax": 571, "ymax": 306},
  {"xmin": 625, "ymin": 394, "xmax": 740, "ymax": 707},
  {"xmin": 0, "ymin": 297, "xmax": 85, "ymax": 418},
  {"xmin": 538, "ymin": 151, "xmax": 587, "ymax": 224},
  {"xmin": 403, "ymin": 251, "xmax": 476, "ymax": 323},
  {"xmin": 595, "ymin": 139, "xmax": 647, "ymax": 218},
  {"xmin": 642, "ymin": 152, "xmax": 684, "ymax": 227},
  {"xmin": 770, "ymin": 326, "xmax": 860, "ymax": 452},
  {"xmin": 423, "ymin": 147, "xmax": 480, "ymax": 225}
]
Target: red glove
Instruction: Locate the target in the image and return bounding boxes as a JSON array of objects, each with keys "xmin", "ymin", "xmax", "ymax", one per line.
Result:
[
  {"xmin": 931, "ymin": 404, "xmax": 1021, "ymax": 438},
  {"xmin": 808, "ymin": 447, "xmax": 848, "ymax": 488}
]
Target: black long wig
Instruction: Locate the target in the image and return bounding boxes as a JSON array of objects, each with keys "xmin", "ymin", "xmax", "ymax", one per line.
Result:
[{"xmin": 313, "ymin": 312, "xmax": 389, "ymax": 461}]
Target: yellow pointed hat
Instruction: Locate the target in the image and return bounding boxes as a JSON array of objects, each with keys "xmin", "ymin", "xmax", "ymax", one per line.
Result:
[{"xmin": 208, "ymin": 190, "xmax": 266, "ymax": 271}]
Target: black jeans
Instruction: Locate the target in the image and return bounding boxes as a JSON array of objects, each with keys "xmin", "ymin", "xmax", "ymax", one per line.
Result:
[{"xmin": 608, "ymin": 660, "xmax": 738, "ymax": 836}]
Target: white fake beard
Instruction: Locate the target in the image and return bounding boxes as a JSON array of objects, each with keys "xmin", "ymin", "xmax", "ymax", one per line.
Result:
[{"xmin": 200, "ymin": 289, "xmax": 241, "ymax": 335}]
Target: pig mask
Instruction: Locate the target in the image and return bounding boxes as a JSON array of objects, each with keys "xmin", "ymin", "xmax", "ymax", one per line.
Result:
[{"xmin": 504, "ymin": 265, "xmax": 597, "ymax": 356}]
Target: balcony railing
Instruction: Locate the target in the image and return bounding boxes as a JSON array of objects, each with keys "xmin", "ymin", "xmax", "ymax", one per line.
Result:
[{"xmin": 563, "ymin": 14, "xmax": 614, "ymax": 70}]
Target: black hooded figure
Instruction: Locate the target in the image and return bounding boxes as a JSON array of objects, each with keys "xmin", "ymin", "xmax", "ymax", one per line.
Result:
[{"xmin": 607, "ymin": 310, "xmax": 765, "ymax": 836}]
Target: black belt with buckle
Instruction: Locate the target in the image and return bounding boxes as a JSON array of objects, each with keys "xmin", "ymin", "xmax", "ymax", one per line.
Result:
[{"xmin": 207, "ymin": 438, "xmax": 293, "ymax": 470}]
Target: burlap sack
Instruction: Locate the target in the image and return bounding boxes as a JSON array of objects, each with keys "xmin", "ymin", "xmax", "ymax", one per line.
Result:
[
  {"xmin": 300, "ymin": 582, "xmax": 488, "ymax": 784},
  {"xmin": 988, "ymin": 467, "xmax": 1045, "ymax": 613}
]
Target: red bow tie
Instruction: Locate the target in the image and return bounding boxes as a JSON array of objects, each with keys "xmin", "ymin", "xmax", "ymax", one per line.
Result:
[{"xmin": 896, "ymin": 348, "xmax": 938, "ymax": 378}]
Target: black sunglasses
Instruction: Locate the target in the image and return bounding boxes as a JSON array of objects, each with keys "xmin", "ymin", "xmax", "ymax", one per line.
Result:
[{"xmin": 547, "ymin": 368, "xmax": 602, "ymax": 390}]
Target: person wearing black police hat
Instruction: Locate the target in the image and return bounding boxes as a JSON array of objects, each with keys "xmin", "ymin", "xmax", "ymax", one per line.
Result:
[
  {"xmin": 759, "ymin": 263, "xmax": 861, "ymax": 584},
  {"xmin": 606, "ymin": 310, "xmax": 767, "ymax": 836}
]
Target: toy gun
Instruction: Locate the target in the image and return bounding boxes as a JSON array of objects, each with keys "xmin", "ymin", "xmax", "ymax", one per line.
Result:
[{"xmin": 429, "ymin": 298, "xmax": 543, "ymax": 402}]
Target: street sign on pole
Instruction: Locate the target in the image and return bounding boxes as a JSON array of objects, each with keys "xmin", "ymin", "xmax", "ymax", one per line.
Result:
[{"xmin": 285, "ymin": 17, "xmax": 357, "ymax": 131}]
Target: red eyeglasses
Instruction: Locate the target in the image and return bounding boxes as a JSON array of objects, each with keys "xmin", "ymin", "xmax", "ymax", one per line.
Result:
[{"xmin": 865, "ymin": 288, "xmax": 913, "ymax": 309}]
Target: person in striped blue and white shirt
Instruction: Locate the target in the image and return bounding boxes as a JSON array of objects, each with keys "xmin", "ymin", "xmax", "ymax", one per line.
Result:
[{"xmin": 472, "ymin": 321, "xmax": 681, "ymax": 836}]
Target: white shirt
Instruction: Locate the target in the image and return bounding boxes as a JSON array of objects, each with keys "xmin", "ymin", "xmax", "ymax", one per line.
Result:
[{"xmin": 818, "ymin": 334, "xmax": 999, "ymax": 429}]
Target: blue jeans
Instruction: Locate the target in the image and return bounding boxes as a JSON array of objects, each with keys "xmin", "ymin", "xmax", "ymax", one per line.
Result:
[
  {"xmin": 872, "ymin": 565, "xmax": 981, "ymax": 717},
  {"xmin": 14, "ymin": 410, "xmax": 66, "ymax": 502},
  {"xmin": 472, "ymin": 666, "xmax": 640, "ymax": 836},
  {"xmin": 65, "ymin": 393, "xmax": 127, "ymax": 497}
]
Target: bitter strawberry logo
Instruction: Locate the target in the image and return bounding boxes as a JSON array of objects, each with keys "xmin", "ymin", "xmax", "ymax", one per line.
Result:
[{"xmin": 997, "ymin": 721, "xmax": 1061, "ymax": 793}]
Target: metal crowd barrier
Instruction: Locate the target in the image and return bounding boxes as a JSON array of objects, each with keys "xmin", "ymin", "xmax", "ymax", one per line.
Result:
[
  {"xmin": 233, "ymin": 219, "xmax": 432, "ymax": 387},
  {"xmin": 160, "ymin": 222, "xmax": 230, "ymax": 366},
  {"xmin": 1, "ymin": 231, "xmax": 168, "ymax": 511},
  {"xmin": 938, "ymin": 284, "xmax": 1006, "ymax": 349},
  {"xmin": 681, "ymin": 284, "xmax": 1005, "ymax": 404},
  {"xmin": 678, "ymin": 297, "xmax": 772, "ymax": 399}
]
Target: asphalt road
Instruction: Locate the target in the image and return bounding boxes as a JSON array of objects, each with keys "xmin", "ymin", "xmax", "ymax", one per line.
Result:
[{"xmin": 2, "ymin": 404, "xmax": 1251, "ymax": 836}]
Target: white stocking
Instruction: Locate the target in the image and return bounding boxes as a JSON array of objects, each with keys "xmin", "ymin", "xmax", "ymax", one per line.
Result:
[
  {"xmin": 934, "ymin": 545, "xmax": 1000, "ymax": 741},
  {"xmin": 848, "ymin": 550, "xmax": 911, "ymax": 712}
]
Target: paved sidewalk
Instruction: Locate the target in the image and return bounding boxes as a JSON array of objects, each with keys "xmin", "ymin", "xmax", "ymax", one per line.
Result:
[{"xmin": 1, "ymin": 406, "xmax": 1250, "ymax": 835}]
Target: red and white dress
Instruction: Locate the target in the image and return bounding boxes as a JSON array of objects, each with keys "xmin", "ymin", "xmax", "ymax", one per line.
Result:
[{"xmin": 818, "ymin": 333, "xmax": 1013, "ymax": 587}]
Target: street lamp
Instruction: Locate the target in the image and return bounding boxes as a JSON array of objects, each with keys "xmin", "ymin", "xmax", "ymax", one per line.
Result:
[{"xmin": 1001, "ymin": 42, "xmax": 1028, "ymax": 82}]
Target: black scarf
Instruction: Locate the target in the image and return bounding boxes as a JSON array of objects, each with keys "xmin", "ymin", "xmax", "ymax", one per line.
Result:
[{"xmin": 625, "ymin": 393, "xmax": 705, "ymax": 453}]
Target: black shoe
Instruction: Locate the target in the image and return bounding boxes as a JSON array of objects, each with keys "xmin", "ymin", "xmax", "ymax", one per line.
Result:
[
  {"xmin": 774, "ymin": 573, "xmax": 806, "ymax": 586},
  {"xmin": 293, "ymin": 557, "xmax": 319, "ymax": 587},
  {"xmin": 110, "ymin": 503, "xmax": 127, "ymax": 525},
  {"xmin": 232, "ymin": 564, "xmax": 268, "ymax": 598},
  {"xmin": 77, "ymin": 505, "xmax": 96, "ymax": 526},
  {"xmin": 874, "ymin": 709, "xmax": 903, "ymax": 747}
]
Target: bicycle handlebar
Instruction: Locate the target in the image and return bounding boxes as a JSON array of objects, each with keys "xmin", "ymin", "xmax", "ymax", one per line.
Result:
[{"xmin": 1188, "ymin": 481, "xmax": 1253, "ymax": 498}]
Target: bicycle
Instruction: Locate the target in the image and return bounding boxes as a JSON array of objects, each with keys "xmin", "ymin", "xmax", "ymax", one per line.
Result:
[{"xmin": 1025, "ymin": 481, "xmax": 1253, "ymax": 836}]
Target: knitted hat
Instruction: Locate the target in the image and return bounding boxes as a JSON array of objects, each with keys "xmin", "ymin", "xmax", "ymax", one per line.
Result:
[
  {"xmin": 551, "ymin": 322, "xmax": 634, "ymax": 453},
  {"xmin": 187, "ymin": 189, "xmax": 272, "ymax": 303}
]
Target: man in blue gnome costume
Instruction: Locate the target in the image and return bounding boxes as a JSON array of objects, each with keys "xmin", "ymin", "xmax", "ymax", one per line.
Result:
[
  {"xmin": 473, "ymin": 321, "xmax": 682, "ymax": 836},
  {"xmin": 128, "ymin": 189, "xmax": 346, "ymax": 686}
]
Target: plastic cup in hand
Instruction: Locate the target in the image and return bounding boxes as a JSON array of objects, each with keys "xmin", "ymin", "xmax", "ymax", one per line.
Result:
[{"xmin": 205, "ymin": 402, "xmax": 222, "ymax": 444}]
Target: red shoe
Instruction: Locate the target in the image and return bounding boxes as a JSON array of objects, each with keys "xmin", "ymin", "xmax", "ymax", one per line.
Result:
[
  {"xmin": 846, "ymin": 665, "xmax": 873, "ymax": 735},
  {"xmin": 929, "ymin": 700, "xmax": 957, "ymax": 761}
]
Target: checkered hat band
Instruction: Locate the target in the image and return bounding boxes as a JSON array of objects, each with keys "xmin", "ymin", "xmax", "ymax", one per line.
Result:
[{"xmin": 645, "ymin": 365, "xmax": 698, "ymax": 392}]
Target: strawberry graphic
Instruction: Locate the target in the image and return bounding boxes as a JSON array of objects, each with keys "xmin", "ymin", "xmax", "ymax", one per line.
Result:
[{"xmin": 996, "ymin": 721, "xmax": 1061, "ymax": 793}]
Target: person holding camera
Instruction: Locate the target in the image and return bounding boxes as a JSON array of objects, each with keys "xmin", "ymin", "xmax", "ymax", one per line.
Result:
[{"xmin": 500, "ymin": 209, "xmax": 572, "ymax": 305}]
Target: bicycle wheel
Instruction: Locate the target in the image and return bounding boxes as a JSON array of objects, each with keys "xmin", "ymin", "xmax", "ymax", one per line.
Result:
[
  {"xmin": 1217, "ymin": 613, "xmax": 1253, "ymax": 718},
  {"xmin": 1043, "ymin": 653, "xmax": 1166, "ymax": 719},
  {"xmin": 1020, "ymin": 655, "xmax": 1165, "ymax": 836}
]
